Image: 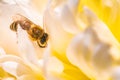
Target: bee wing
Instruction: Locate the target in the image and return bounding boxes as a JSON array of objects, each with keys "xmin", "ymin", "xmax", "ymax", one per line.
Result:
[{"xmin": 13, "ymin": 0, "xmax": 43, "ymax": 28}]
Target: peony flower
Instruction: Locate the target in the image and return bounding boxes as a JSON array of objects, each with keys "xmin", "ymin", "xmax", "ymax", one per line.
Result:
[{"xmin": 0, "ymin": 0, "xmax": 120, "ymax": 80}]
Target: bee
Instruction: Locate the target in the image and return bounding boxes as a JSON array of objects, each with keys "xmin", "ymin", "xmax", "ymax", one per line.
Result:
[{"xmin": 10, "ymin": 14, "xmax": 48, "ymax": 48}]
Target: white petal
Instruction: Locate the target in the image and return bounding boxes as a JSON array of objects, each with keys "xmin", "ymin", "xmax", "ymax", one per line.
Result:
[
  {"xmin": 0, "ymin": 55, "xmax": 24, "ymax": 65},
  {"xmin": 0, "ymin": 3, "xmax": 26, "ymax": 55},
  {"xmin": 13, "ymin": 0, "xmax": 43, "ymax": 26},
  {"xmin": 45, "ymin": 56, "xmax": 64, "ymax": 80},
  {"xmin": 17, "ymin": 25, "xmax": 38, "ymax": 65},
  {"xmin": 38, "ymin": 46, "xmax": 64, "ymax": 78},
  {"xmin": 44, "ymin": 8, "xmax": 74, "ymax": 54},
  {"xmin": 51, "ymin": 0, "xmax": 80, "ymax": 34},
  {"xmin": 1, "ymin": 61, "xmax": 18, "ymax": 77},
  {"xmin": 67, "ymin": 0, "xmax": 80, "ymax": 14},
  {"xmin": 111, "ymin": 66, "xmax": 120, "ymax": 80},
  {"xmin": 38, "ymin": 59, "xmax": 44, "ymax": 68},
  {"xmin": 0, "ymin": 47, "xmax": 6, "ymax": 55},
  {"xmin": 47, "ymin": 56, "xmax": 64, "ymax": 74},
  {"xmin": 0, "ymin": 55, "xmax": 35, "ymax": 78},
  {"xmin": 55, "ymin": 5, "xmax": 80, "ymax": 34},
  {"xmin": 42, "ymin": 45, "xmax": 50, "ymax": 77},
  {"xmin": 83, "ymin": 6, "xmax": 98, "ymax": 27}
]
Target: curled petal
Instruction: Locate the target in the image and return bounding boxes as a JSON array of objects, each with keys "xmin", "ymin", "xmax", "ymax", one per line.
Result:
[
  {"xmin": 0, "ymin": 55, "xmax": 44, "ymax": 79},
  {"xmin": 0, "ymin": 55, "xmax": 33, "ymax": 77},
  {"xmin": 44, "ymin": 7, "xmax": 74, "ymax": 54},
  {"xmin": 1, "ymin": 61, "xmax": 18, "ymax": 77},
  {"xmin": 49, "ymin": 0, "xmax": 80, "ymax": 34},
  {"xmin": 54, "ymin": 5, "xmax": 79, "ymax": 34},
  {"xmin": 1, "ymin": 61, "xmax": 32, "ymax": 78},
  {"xmin": 53, "ymin": 0, "xmax": 79, "ymax": 34},
  {"xmin": 0, "ymin": 55, "xmax": 25, "ymax": 65},
  {"xmin": 67, "ymin": 32, "xmax": 97, "ymax": 79},
  {"xmin": 66, "ymin": 26, "xmax": 118, "ymax": 79}
]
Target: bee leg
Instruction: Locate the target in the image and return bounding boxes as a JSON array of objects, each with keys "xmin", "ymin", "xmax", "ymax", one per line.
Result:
[{"xmin": 10, "ymin": 21, "xmax": 18, "ymax": 32}]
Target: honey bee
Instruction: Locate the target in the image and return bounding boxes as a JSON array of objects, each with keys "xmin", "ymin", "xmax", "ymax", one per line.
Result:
[{"xmin": 10, "ymin": 14, "xmax": 48, "ymax": 48}]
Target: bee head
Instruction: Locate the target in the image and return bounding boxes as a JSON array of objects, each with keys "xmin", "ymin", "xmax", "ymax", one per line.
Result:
[{"xmin": 37, "ymin": 33, "xmax": 48, "ymax": 48}]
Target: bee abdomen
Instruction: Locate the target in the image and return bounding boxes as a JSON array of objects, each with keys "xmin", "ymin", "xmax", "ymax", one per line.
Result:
[{"xmin": 10, "ymin": 21, "xmax": 18, "ymax": 32}]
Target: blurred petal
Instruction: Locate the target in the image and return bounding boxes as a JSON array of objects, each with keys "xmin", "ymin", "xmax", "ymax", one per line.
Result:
[
  {"xmin": 67, "ymin": 20, "xmax": 120, "ymax": 79},
  {"xmin": 2, "ymin": 77, "xmax": 15, "ymax": 80},
  {"xmin": 49, "ymin": 0, "xmax": 80, "ymax": 34},
  {"xmin": 67, "ymin": 30, "xmax": 98, "ymax": 79},
  {"xmin": 67, "ymin": 0, "xmax": 80, "ymax": 14},
  {"xmin": 0, "ymin": 0, "xmax": 16, "ymax": 4},
  {"xmin": 47, "ymin": 56, "xmax": 64, "ymax": 74},
  {"xmin": 111, "ymin": 66, "xmax": 120, "ymax": 80},
  {"xmin": 78, "ymin": 0, "xmax": 120, "ymax": 42},
  {"xmin": 17, "ymin": 75, "xmax": 36, "ymax": 80},
  {"xmin": 31, "ymin": 0, "xmax": 48, "ymax": 15},
  {"xmin": 0, "ymin": 47, "xmax": 6, "ymax": 55}
]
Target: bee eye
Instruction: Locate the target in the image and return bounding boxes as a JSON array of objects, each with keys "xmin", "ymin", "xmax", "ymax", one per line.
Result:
[{"xmin": 40, "ymin": 33, "xmax": 48, "ymax": 44}]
